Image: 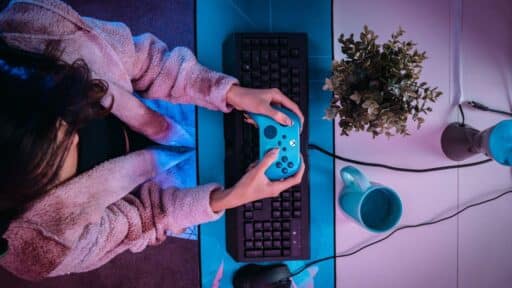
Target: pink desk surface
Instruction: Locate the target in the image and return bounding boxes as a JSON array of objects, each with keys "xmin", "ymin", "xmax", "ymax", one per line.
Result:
[{"xmin": 332, "ymin": 0, "xmax": 512, "ymax": 287}]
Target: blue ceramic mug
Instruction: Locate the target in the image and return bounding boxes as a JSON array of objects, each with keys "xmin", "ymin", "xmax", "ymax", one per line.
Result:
[{"xmin": 339, "ymin": 166, "xmax": 403, "ymax": 233}]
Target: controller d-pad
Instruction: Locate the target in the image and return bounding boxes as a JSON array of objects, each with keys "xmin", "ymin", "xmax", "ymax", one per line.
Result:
[{"xmin": 264, "ymin": 125, "xmax": 277, "ymax": 139}]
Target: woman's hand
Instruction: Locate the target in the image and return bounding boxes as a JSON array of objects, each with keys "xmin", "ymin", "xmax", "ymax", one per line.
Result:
[
  {"xmin": 210, "ymin": 149, "xmax": 306, "ymax": 212},
  {"xmin": 226, "ymin": 86, "xmax": 304, "ymax": 129}
]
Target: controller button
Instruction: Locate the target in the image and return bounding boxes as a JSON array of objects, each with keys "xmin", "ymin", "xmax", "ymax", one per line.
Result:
[
  {"xmin": 282, "ymin": 168, "xmax": 288, "ymax": 174},
  {"xmin": 287, "ymin": 162, "xmax": 294, "ymax": 168},
  {"xmin": 264, "ymin": 125, "xmax": 278, "ymax": 139},
  {"xmin": 289, "ymin": 139, "xmax": 296, "ymax": 147},
  {"xmin": 278, "ymin": 141, "xmax": 282, "ymax": 146},
  {"xmin": 276, "ymin": 162, "xmax": 283, "ymax": 168},
  {"xmin": 281, "ymin": 156, "xmax": 288, "ymax": 163},
  {"xmin": 282, "ymin": 134, "xmax": 287, "ymax": 139},
  {"xmin": 282, "ymin": 147, "xmax": 287, "ymax": 151}
]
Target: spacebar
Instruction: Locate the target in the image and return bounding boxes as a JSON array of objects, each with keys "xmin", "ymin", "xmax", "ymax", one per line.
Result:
[{"xmin": 264, "ymin": 249, "xmax": 281, "ymax": 257}]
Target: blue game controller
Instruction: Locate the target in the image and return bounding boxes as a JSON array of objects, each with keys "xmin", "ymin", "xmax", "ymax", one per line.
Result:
[{"xmin": 249, "ymin": 106, "xmax": 302, "ymax": 180}]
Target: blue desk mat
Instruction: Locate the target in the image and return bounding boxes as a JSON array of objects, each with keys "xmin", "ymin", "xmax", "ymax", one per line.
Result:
[{"xmin": 197, "ymin": 0, "xmax": 334, "ymax": 286}]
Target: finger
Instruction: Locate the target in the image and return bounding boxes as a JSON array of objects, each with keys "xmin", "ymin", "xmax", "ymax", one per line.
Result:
[
  {"xmin": 256, "ymin": 148, "xmax": 280, "ymax": 173},
  {"xmin": 262, "ymin": 105, "xmax": 292, "ymax": 126},
  {"xmin": 244, "ymin": 118, "xmax": 257, "ymax": 127},
  {"xmin": 270, "ymin": 89, "xmax": 305, "ymax": 128},
  {"xmin": 271, "ymin": 156, "xmax": 305, "ymax": 192},
  {"xmin": 246, "ymin": 161, "xmax": 258, "ymax": 172}
]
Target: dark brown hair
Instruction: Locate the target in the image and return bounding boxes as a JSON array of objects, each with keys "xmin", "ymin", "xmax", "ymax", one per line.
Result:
[{"xmin": 0, "ymin": 39, "xmax": 112, "ymax": 224}]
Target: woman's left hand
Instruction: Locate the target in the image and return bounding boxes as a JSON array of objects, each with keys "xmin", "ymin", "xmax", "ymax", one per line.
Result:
[{"xmin": 226, "ymin": 86, "xmax": 304, "ymax": 129}]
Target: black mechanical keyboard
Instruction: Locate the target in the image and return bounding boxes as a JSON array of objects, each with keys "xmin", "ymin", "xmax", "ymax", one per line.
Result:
[{"xmin": 223, "ymin": 33, "xmax": 310, "ymax": 262}]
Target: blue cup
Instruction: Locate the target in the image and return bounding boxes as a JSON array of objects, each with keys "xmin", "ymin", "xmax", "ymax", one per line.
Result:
[{"xmin": 339, "ymin": 166, "xmax": 403, "ymax": 233}]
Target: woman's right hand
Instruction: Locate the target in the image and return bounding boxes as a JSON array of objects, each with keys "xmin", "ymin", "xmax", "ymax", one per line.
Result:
[{"xmin": 210, "ymin": 149, "xmax": 306, "ymax": 212}]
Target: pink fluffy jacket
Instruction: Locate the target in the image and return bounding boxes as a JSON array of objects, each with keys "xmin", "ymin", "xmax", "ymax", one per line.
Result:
[{"xmin": 0, "ymin": 0, "xmax": 238, "ymax": 281}]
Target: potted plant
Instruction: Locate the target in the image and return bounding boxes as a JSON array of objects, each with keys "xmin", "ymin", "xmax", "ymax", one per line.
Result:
[{"xmin": 323, "ymin": 26, "xmax": 442, "ymax": 138}]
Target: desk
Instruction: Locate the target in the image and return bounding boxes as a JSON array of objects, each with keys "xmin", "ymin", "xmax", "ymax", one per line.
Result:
[
  {"xmin": 333, "ymin": 0, "xmax": 512, "ymax": 287},
  {"xmin": 197, "ymin": 0, "xmax": 512, "ymax": 287}
]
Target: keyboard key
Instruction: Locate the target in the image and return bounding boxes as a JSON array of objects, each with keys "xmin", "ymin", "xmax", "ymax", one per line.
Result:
[
  {"xmin": 255, "ymin": 231, "xmax": 263, "ymax": 239},
  {"xmin": 254, "ymin": 201, "xmax": 263, "ymax": 210},
  {"xmin": 245, "ymin": 223, "xmax": 253, "ymax": 239},
  {"xmin": 271, "ymin": 72, "xmax": 279, "ymax": 80},
  {"xmin": 242, "ymin": 63, "xmax": 251, "ymax": 71},
  {"xmin": 270, "ymin": 82, "xmax": 279, "ymax": 88},
  {"xmin": 251, "ymin": 51, "xmax": 260, "ymax": 64},
  {"xmin": 245, "ymin": 240, "xmax": 254, "ymax": 249},
  {"xmin": 283, "ymin": 240, "xmax": 291, "ymax": 248},
  {"xmin": 272, "ymin": 222, "xmax": 281, "ymax": 230},
  {"xmin": 292, "ymin": 77, "xmax": 300, "ymax": 84},
  {"xmin": 293, "ymin": 210, "xmax": 301, "ymax": 218},
  {"xmin": 280, "ymin": 49, "xmax": 289, "ymax": 56},
  {"xmin": 251, "ymin": 39, "xmax": 260, "ymax": 46},
  {"xmin": 272, "ymin": 210, "xmax": 281, "ymax": 218},
  {"xmin": 282, "ymin": 201, "xmax": 291, "ymax": 210},
  {"xmin": 270, "ymin": 50, "xmax": 279, "ymax": 61},
  {"xmin": 279, "ymin": 38, "xmax": 288, "ymax": 46},
  {"xmin": 242, "ymin": 50, "xmax": 250, "ymax": 61},
  {"xmin": 261, "ymin": 39, "xmax": 269, "ymax": 46},
  {"xmin": 264, "ymin": 231, "xmax": 272, "ymax": 239},
  {"xmin": 291, "ymin": 48, "xmax": 300, "ymax": 57},
  {"xmin": 283, "ymin": 231, "xmax": 291, "ymax": 239},
  {"xmin": 293, "ymin": 201, "xmax": 301, "ymax": 209},
  {"xmin": 263, "ymin": 221, "xmax": 272, "ymax": 231},
  {"xmin": 273, "ymin": 240, "xmax": 282, "ymax": 248},
  {"xmin": 244, "ymin": 211, "xmax": 253, "ymax": 219},
  {"xmin": 264, "ymin": 240, "xmax": 273, "ymax": 248},
  {"xmin": 270, "ymin": 38, "xmax": 279, "ymax": 46},
  {"xmin": 244, "ymin": 203, "xmax": 253, "ymax": 210},
  {"xmin": 255, "ymin": 240, "xmax": 263, "ymax": 249},
  {"xmin": 261, "ymin": 50, "xmax": 269, "ymax": 63},
  {"xmin": 293, "ymin": 191, "xmax": 301, "ymax": 200},
  {"xmin": 261, "ymin": 65, "xmax": 269, "ymax": 72},
  {"xmin": 282, "ymin": 192, "xmax": 291, "ymax": 200},
  {"xmin": 246, "ymin": 250, "xmax": 263, "ymax": 257},
  {"xmin": 282, "ymin": 210, "xmax": 291, "ymax": 218},
  {"xmin": 283, "ymin": 249, "xmax": 291, "ymax": 256},
  {"xmin": 272, "ymin": 201, "xmax": 281, "ymax": 209},
  {"xmin": 280, "ymin": 58, "xmax": 288, "ymax": 66},
  {"xmin": 264, "ymin": 249, "xmax": 282, "ymax": 257},
  {"xmin": 254, "ymin": 222, "xmax": 263, "ymax": 231},
  {"xmin": 272, "ymin": 231, "xmax": 282, "ymax": 239},
  {"xmin": 282, "ymin": 221, "xmax": 291, "ymax": 231}
]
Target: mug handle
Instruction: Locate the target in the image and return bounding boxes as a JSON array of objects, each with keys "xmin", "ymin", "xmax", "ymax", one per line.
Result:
[{"xmin": 340, "ymin": 166, "xmax": 371, "ymax": 192}]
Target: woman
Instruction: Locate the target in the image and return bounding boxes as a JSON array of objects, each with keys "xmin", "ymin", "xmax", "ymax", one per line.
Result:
[{"xmin": 0, "ymin": 0, "xmax": 305, "ymax": 281}]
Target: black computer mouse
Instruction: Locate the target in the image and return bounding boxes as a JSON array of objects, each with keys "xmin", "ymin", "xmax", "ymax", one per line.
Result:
[{"xmin": 233, "ymin": 263, "xmax": 292, "ymax": 288}]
